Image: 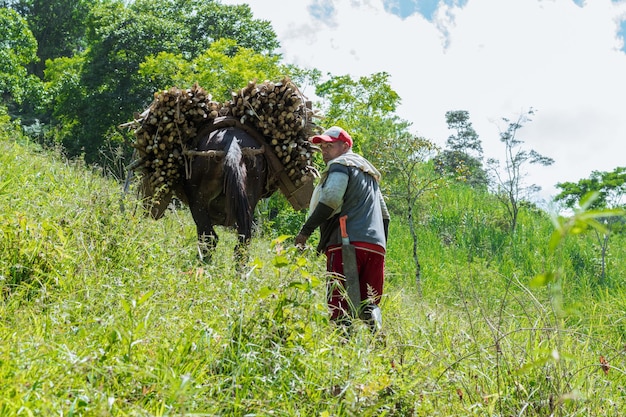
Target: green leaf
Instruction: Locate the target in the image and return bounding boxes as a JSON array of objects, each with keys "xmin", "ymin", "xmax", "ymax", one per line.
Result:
[
  {"xmin": 530, "ymin": 272, "xmax": 557, "ymax": 288},
  {"xmin": 107, "ymin": 329, "xmax": 121, "ymax": 345},
  {"xmin": 578, "ymin": 191, "xmax": 599, "ymax": 210},
  {"xmin": 548, "ymin": 229, "xmax": 563, "ymax": 252},
  {"xmin": 137, "ymin": 290, "xmax": 154, "ymax": 306},
  {"xmin": 0, "ymin": 179, "xmax": 10, "ymax": 195},
  {"xmin": 272, "ymin": 255, "xmax": 290, "ymax": 268},
  {"xmin": 515, "ymin": 353, "xmax": 551, "ymax": 375},
  {"xmin": 258, "ymin": 286, "xmax": 276, "ymax": 298},
  {"xmin": 288, "ymin": 281, "xmax": 309, "ymax": 290},
  {"xmin": 120, "ymin": 298, "xmax": 131, "ymax": 315},
  {"xmin": 248, "ymin": 257, "xmax": 264, "ymax": 270},
  {"xmin": 271, "ymin": 235, "xmax": 292, "ymax": 247}
]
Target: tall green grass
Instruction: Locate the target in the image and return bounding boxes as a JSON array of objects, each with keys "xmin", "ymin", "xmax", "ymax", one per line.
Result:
[{"xmin": 2, "ymin": 118, "xmax": 626, "ymax": 415}]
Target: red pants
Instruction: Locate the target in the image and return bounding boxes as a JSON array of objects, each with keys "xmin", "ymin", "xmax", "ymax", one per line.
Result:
[{"xmin": 325, "ymin": 242, "xmax": 385, "ymax": 320}]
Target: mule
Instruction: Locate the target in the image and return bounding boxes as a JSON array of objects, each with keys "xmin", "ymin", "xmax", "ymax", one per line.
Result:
[{"xmin": 139, "ymin": 117, "xmax": 278, "ymax": 261}]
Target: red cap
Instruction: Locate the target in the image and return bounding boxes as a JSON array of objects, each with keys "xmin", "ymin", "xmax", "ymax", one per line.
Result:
[{"xmin": 311, "ymin": 126, "xmax": 353, "ymax": 147}]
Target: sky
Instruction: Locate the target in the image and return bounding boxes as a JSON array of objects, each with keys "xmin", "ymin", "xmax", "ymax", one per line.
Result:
[{"xmin": 221, "ymin": 0, "xmax": 626, "ymax": 208}]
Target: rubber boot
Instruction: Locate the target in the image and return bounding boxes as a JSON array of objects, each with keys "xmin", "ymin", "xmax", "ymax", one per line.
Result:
[{"xmin": 361, "ymin": 304, "xmax": 383, "ymax": 333}]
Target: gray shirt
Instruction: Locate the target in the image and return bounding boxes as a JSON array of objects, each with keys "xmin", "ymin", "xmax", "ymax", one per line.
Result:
[{"xmin": 317, "ymin": 160, "xmax": 389, "ymax": 250}]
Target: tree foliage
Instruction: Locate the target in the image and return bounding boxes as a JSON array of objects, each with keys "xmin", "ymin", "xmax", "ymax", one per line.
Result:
[
  {"xmin": 0, "ymin": 7, "xmax": 41, "ymax": 107},
  {"xmin": 555, "ymin": 167, "xmax": 626, "ymax": 210},
  {"xmin": 371, "ymin": 128, "xmax": 442, "ymax": 295},
  {"xmin": 554, "ymin": 167, "xmax": 626, "ymax": 285},
  {"xmin": 3, "ymin": 0, "xmax": 91, "ymax": 78},
  {"xmin": 445, "ymin": 110, "xmax": 482, "ymax": 155},
  {"xmin": 435, "ymin": 110, "xmax": 487, "ymax": 188},
  {"xmin": 314, "ymin": 72, "xmax": 400, "ymax": 155},
  {"xmin": 487, "ymin": 108, "xmax": 554, "ymax": 233},
  {"xmin": 37, "ymin": 0, "xmax": 282, "ymax": 162},
  {"xmin": 138, "ymin": 39, "xmax": 284, "ymax": 102}
]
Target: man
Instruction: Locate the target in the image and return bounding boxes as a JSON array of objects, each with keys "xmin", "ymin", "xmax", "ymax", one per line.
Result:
[{"xmin": 295, "ymin": 126, "xmax": 390, "ymax": 332}]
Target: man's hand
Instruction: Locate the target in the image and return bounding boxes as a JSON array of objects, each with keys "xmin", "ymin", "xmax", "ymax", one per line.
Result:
[{"xmin": 294, "ymin": 233, "xmax": 308, "ymax": 250}]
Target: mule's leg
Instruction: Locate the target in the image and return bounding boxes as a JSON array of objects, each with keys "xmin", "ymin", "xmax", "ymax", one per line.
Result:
[
  {"xmin": 233, "ymin": 227, "xmax": 251, "ymax": 268},
  {"xmin": 198, "ymin": 230, "xmax": 218, "ymax": 262},
  {"xmin": 188, "ymin": 203, "xmax": 218, "ymax": 262},
  {"xmin": 233, "ymin": 196, "xmax": 263, "ymax": 267},
  {"xmin": 233, "ymin": 158, "xmax": 267, "ymax": 268},
  {"xmin": 235, "ymin": 228, "xmax": 250, "ymax": 267}
]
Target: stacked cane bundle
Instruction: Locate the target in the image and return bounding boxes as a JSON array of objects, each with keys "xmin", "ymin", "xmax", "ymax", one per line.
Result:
[
  {"xmin": 121, "ymin": 77, "xmax": 318, "ymax": 201},
  {"xmin": 123, "ymin": 84, "xmax": 216, "ymax": 196},
  {"xmin": 228, "ymin": 79, "xmax": 316, "ymax": 185}
]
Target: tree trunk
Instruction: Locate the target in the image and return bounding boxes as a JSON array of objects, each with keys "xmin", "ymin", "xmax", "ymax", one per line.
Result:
[{"xmin": 408, "ymin": 202, "xmax": 422, "ymax": 297}]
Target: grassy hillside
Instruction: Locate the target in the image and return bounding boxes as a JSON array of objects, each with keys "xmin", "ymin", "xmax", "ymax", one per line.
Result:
[{"xmin": 2, "ymin": 120, "xmax": 626, "ymax": 415}]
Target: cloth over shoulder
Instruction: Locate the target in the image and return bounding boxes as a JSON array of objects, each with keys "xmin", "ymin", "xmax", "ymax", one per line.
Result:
[{"xmin": 308, "ymin": 151, "xmax": 381, "ymax": 215}]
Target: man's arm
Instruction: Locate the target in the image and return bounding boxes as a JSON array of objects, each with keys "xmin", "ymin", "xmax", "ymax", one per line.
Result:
[{"xmin": 295, "ymin": 171, "xmax": 348, "ymax": 246}]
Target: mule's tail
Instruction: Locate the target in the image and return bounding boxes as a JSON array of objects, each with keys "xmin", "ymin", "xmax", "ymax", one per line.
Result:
[{"xmin": 223, "ymin": 136, "xmax": 252, "ymax": 241}]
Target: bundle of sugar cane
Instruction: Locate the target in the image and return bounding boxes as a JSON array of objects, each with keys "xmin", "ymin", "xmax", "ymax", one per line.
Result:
[
  {"xmin": 227, "ymin": 77, "xmax": 318, "ymax": 187},
  {"xmin": 122, "ymin": 83, "xmax": 224, "ymax": 199},
  {"xmin": 121, "ymin": 77, "xmax": 319, "ymax": 201}
]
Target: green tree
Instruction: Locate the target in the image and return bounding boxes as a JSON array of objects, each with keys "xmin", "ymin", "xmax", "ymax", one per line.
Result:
[
  {"xmin": 436, "ymin": 110, "xmax": 487, "ymax": 188},
  {"xmin": 371, "ymin": 126, "xmax": 442, "ymax": 296},
  {"xmin": 138, "ymin": 39, "xmax": 284, "ymax": 102},
  {"xmin": 555, "ymin": 167, "xmax": 626, "ymax": 210},
  {"xmin": 45, "ymin": 0, "xmax": 281, "ymax": 163},
  {"xmin": 445, "ymin": 110, "xmax": 482, "ymax": 155},
  {"xmin": 314, "ymin": 71, "xmax": 400, "ymax": 155},
  {"xmin": 3, "ymin": 0, "xmax": 91, "ymax": 78},
  {"xmin": 182, "ymin": 0, "xmax": 280, "ymax": 57},
  {"xmin": 554, "ymin": 167, "xmax": 626, "ymax": 285},
  {"xmin": 0, "ymin": 7, "xmax": 41, "ymax": 108},
  {"xmin": 42, "ymin": 54, "xmax": 85, "ymax": 147},
  {"xmin": 486, "ymin": 108, "xmax": 554, "ymax": 233}
]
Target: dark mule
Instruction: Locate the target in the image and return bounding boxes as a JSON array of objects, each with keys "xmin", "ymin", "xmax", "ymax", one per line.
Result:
[
  {"xmin": 182, "ymin": 122, "xmax": 277, "ymax": 260},
  {"xmin": 141, "ymin": 118, "xmax": 277, "ymax": 261}
]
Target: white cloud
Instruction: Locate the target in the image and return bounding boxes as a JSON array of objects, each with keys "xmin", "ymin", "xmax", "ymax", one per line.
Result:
[{"xmin": 221, "ymin": 0, "xmax": 626, "ymax": 205}]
